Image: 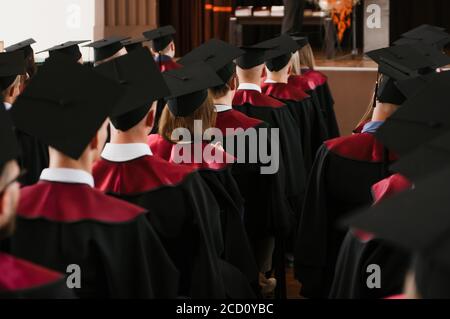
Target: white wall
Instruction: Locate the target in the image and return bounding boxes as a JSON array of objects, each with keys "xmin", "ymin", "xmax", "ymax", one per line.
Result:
[{"xmin": 0, "ymin": 0, "xmax": 97, "ymax": 61}]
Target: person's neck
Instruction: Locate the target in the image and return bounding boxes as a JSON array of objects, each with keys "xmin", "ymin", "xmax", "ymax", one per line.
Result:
[
  {"xmin": 49, "ymin": 154, "xmax": 93, "ymax": 175},
  {"xmin": 214, "ymin": 92, "xmax": 234, "ymax": 106},
  {"xmin": 110, "ymin": 130, "xmax": 148, "ymax": 144},
  {"xmin": 267, "ymin": 71, "xmax": 289, "ymax": 84},
  {"xmin": 3, "ymin": 97, "xmax": 14, "ymax": 105}
]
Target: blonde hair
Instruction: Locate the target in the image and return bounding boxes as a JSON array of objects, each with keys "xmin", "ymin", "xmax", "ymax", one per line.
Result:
[
  {"xmin": 291, "ymin": 44, "xmax": 317, "ymax": 75},
  {"xmin": 158, "ymin": 93, "xmax": 217, "ymax": 142}
]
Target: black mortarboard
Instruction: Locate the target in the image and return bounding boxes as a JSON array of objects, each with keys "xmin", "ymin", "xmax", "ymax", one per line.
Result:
[
  {"xmin": 342, "ymin": 167, "xmax": 450, "ymax": 298},
  {"xmin": 163, "ymin": 62, "xmax": 223, "ymax": 117},
  {"xmin": 10, "ymin": 53, "xmax": 124, "ymax": 160},
  {"xmin": 0, "ymin": 98, "xmax": 20, "ymax": 171},
  {"xmin": 95, "ymin": 47, "xmax": 170, "ymax": 131},
  {"xmin": 366, "ymin": 44, "xmax": 449, "ymax": 104},
  {"xmin": 395, "ymin": 70, "xmax": 450, "ymax": 99},
  {"xmin": 4, "ymin": 38, "xmax": 36, "ymax": 59},
  {"xmin": 178, "ymin": 39, "xmax": 244, "ymax": 83},
  {"xmin": 143, "ymin": 25, "xmax": 176, "ymax": 52},
  {"xmin": 254, "ymin": 35, "xmax": 299, "ymax": 72},
  {"xmin": 236, "ymin": 46, "xmax": 268, "ymax": 69},
  {"xmin": 36, "ymin": 41, "xmax": 89, "ymax": 62},
  {"xmin": 376, "ymin": 75, "xmax": 450, "ymax": 157},
  {"xmin": 394, "ymin": 24, "xmax": 450, "ymax": 50},
  {"xmin": 122, "ymin": 37, "xmax": 148, "ymax": 53},
  {"xmin": 289, "ymin": 32, "xmax": 309, "ymax": 49},
  {"xmin": 84, "ymin": 36, "xmax": 129, "ymax": 63},
  {"xmin": 391, "ymin": 130, "xmax": 450, "ymax": 183},
  {"xmin": 0, "ymin": 51, "xmax": 26, "ymax": 90}
]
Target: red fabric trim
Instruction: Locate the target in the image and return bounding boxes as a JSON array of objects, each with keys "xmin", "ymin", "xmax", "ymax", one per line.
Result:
[
  {"xmin": 325, "ymin": 133, "xmax": 398, "ymax": 163},
  {"xmin": 372, "ymin": 174, "xmax": 412, "ymax": 205},
  {"xmin": 302, "ymin": 69, "xmax": 328, "ymax": 86},
  {"xmin": 18, "ymin": 182, "xmax": 146, "ymax": 223},
  {"xmin": 0, "ymin": 253, "xmax": 62, "ymax": 292},
  {"xmin": 148, "ymin": 134, "xmax": 174, "ymax": 161},
  {"xmin": 288, "ymin": 74, "xmax": 317, "ymax": 91},
  {"xmin": 215, "ymin": 109, "xmax": 262, "ymax": 135},
  {"xmin": 261, "ymin": 82, "xmax": 310, "ymax": 101},
  {"xmin": 233, "ymin": 89, "xmax": 285, "ymax": 108},
  {"xmin": 94, "ymin": 155, "xmax": 197, "ymax": 195},
  {"xmin": 158, "ymin": 60, "xmax": 182, "ymax": 73},
  {"xmin": 384, "ymin": 294, "xmax": 408, "ymax": 299}
]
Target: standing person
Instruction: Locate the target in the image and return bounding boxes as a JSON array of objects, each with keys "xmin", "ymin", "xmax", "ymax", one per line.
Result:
[
  {"xmin": 0, "ymin": 98, "xmax": 74, "ymax": 299},
  {"xmin": 9, "ymin": 53, "xmax": 178, "ymax": 299},
  {"xmin": 282, "ymin": 0, "xmax": 306, "ymax": 34}
]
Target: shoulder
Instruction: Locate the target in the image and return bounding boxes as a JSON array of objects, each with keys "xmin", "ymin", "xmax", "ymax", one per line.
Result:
[
  {"xmin": 148, "ymin": 134, "xmax": 174, "ymax": 161},
  {"xmin": 289, "ymin": 75, "xmax": 317, "ymax": 91},
  {"xmin": 0, "ymin": 253, "xmax": 63, "ymax": 293},
  {"xmin": 215, "ymin": 109, "xmax": 263, "ymax": 133},
  {"xmin": 324, "ymin": 133, "xmax": 397, "ymax": 162},
  {"xmin": 302, "ymin": 69, "xmax": 328, "ymax": 86},
  {"xmin": 233, "ymin": 90, "xmax": 286, "ymax": 108},
  {"xmin": 94, "ymin": 155, "xmax": 198, "ymax": 195},
  {"xmin": 372, "ymin": 174, "xmax": 412, "ymax": 204},
  {"xmin": 262, "ymin": 82, "xmax": 310, "ymax": 102},
  {"xmin": 19, "ymin": 182, "xmax": 146, "ymax": 223}
]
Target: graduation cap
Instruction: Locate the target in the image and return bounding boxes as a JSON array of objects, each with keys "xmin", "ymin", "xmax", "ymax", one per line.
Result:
[
  {"xmin": 236, "ymin": 46, "xmax": 268, "ymax": 69},
  {"xmin": 375, "ymin": 74, "xmax": 450, "ymax": 157},
  {"xmin": 10, "ymin": 53, "xmax": 125, "ymax": 160},
  {"xmin": 143, "ymin": 25, "xmax": 176, "ymax": 52},
  {"xmin": 163, "ymin": 62, "xmax": 223, "ymax": 117},
  {"xmin": 391, "ymin": 130, "xmax": 450, "ymax": 183},
  {"xmin": 0, "ymin": 97, "xmax": 20, "ymax": 171},
  {"xmin": 122, "ymin": 37, "xmax": 148, "ymax": 53},
  {"xmin": 289, "ymin": 32, "xmax": 309, "ymax": 49},
  {"xmin": 95, "ymin": 47, "xmax": 170, "ymax": 131},
  {"xmin": 342, "ymin": 167, "xmax": 450, "ymax": 298},
  {"xmin": 394, "ymin": 24, "xmax": 450, "ymax": 50},
  {"xmin": 395, "ymin": 70, "xmax": 450, "ymax": 99},
  {"xmin": 0, "ymin": 51, "xmax": 26, "ymax": 90},
  {"xmin": 254, "ymin": 35, "xmax": 299, "ymax": 72},
  {"xmin": 84, "ymin": 36, "xmax": 129, "ymax": 63},
  {"xmin": 366, "ymin": 44, "xmax": 449, "ymax": 105},
  {"xmin": 178, "ymin": 39, "xmax": 244, "ymax": 83},
  {"xmin": 4, "ymin": 38, "xmax": 36, "ymax": 59},
  {"xmin": 36, "ymin": 41, "xmax": 89, "ymax": 62}
]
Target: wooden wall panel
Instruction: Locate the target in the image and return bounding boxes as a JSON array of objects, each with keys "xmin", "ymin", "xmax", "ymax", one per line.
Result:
[{"xmin": 97, "ymin": 0, "xmax": 158, "ymax": 39}]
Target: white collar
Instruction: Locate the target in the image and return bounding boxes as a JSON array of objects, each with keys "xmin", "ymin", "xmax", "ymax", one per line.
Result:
[
  {"xmin": 40, "ymin": 168, "xmax": 94, "ymax": 187},
  {"xmin": 264, "ymin": 79, "xmax": 277, "ymax": 84},
  {"xmin": 214, "ymin": 104, "xmax": 233, "ymax": 113},
  {"xmin": 3, "ymin": 102, "xmax": 12, "ymax": 111},
  {"xmin": 101, "ymin": 143, "xmax": 152, "ymax": 162},
  {"xmin": 237, "ymin": 83, "xmax": 262, "ymax": 93}
]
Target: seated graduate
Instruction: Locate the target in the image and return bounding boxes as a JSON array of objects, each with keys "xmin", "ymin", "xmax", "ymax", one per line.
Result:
[
  {"xmin": 288, "ymin": 34, "xmax": 335, "ymax": 147},
  {"xmin": 154, "ymin": 62, "xmax": 257, "ymax": 298},
  {"xmin": 5, "ymin": 39, "xmax": 37, "ymax": 90},
  {"xmin": 122, "ymin": 37, "xmax": 150, "ymax": 53},
  {"xmin": 144, "ymin": 25, "xmax": 181, "ymax": 72},
  {"xmin": 93, "ymin": 51, "xmax": 252, "ymax": 298},
  {"xmin": 37, "ymin": 41, "xmax": 89, "ymax": 64},
  {"xmin": 177, "ymin": 39, "xmax": 293, "ymax": 295},
  {"xmin": 330, "ymin": 70, "xmax": 450, "ymax": 299},
  {"xmin": 293, "ymin": 43, "xmax": 448, "ymax": 299},
  {"xmin": 8, "ymin": 53, "xmax": 178, "ymax": 299},
  {"xmin": 0, "ymin": 51, "xmax": 48, "ymax": 186},
  {"xmin": 343, "ymin": 166, "xmax": 450, "ymax": 299},
  {"xmin": 260, "ymin": 35, "xmax": 316, "ymax": 170},
  {"xmin": 289, "ymin": 34, "xmax": 340, "ymax": 138},
  {"xmin": 0, "ymin": 101, "xmax": 75, "ymax": 299},
  {"xmin": 84, "ymin": 36, "xmax": 129, "ymax": 66},
  {"xmin": 233, "ymin": 45, "xmax": 307, "ymax": 221}
]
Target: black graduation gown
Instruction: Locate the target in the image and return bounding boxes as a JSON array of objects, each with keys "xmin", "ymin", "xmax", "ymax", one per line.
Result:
[
  {"xmin": 301, "ymin": 69, "xmax": 340, "ymax": 138},
  {"xmin": 10, "ymin": 181, "xmax": 178, "ymax": 299},
  {"xmin": 289, "ymin": 74, "xmax": 331, "ymax": 152},
  {"xmin": 0, "ymin": 252, "xmax": 75, "ymax": 299},
  {"xmin": 262, "ymin": 81, "xmax": 316, "ymax": 171},
  {"xmin": 215, "ymin": 108, "xmax": 292, "ymax": 239},
  {"xmin": 167, "ymin": 141, "xmax": 258, "ymax": 297},
  {"xmin": 94, "ymin": 153, "xmax": 254, "ymax": 298},
  {"xmin": 329, "ymin": 174, "xmax": 412, "ymax": 299},
  {"xmin": 233, "ymin": 89, "xmax": 307, "ymax": 220},
  {"xmin": 294, "ymin": 132, "xmax": 397, "ymax": 298}
]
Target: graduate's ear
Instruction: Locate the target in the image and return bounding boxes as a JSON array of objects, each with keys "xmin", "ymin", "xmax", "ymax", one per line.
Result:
[
  {"xmin": 229, "ymin": 75, "xmax": 237, "ymax": 91},
  {"xmin": 146, "ymin": 101, "xmax": 157, "ymax": 128}
]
